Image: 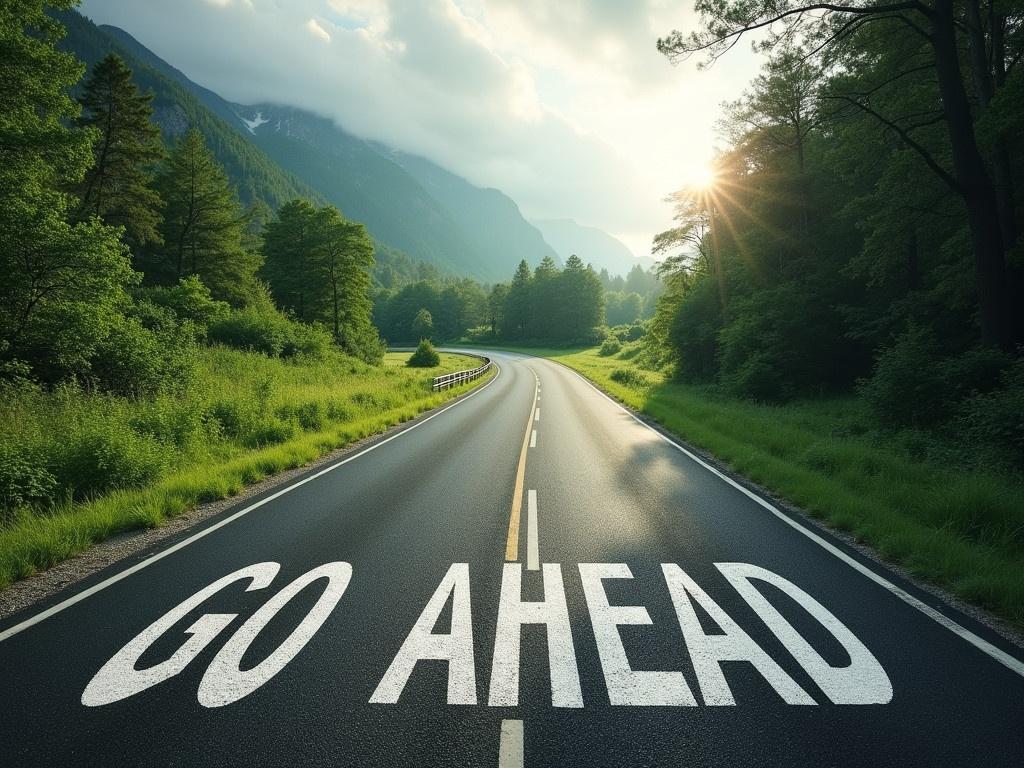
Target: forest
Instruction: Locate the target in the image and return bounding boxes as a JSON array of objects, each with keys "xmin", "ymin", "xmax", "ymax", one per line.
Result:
[{"xmin": 638, "ymin": 0, "xmax": 1024, "ymax": 469}]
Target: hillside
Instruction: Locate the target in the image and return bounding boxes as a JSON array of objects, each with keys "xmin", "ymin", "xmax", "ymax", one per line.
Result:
[
  {"xmin": 94, "ymin": 19, "xmax": 559, "ymax": 282},
  {"xmin": 56, "ymin": 10, "xmax": 318, "ymax": 211}
]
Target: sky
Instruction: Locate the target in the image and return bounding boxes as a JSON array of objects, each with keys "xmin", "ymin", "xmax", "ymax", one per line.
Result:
[{"xmin": 78, "ymin": 0, "xmax": 762, "ymax": 259}]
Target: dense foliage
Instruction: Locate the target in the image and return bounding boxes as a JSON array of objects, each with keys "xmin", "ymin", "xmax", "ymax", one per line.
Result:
[{"xmin": 650, "ymin": 1, "xmax": 1024, "ymax": 463}]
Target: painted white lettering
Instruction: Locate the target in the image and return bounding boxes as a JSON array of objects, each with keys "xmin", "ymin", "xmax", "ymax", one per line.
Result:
[
  {"xmin": 197, "ymin": 562, "xmax": 352, "ymax": 707},
  {"xmin": 662, "ymin": 564, "xmax": 815, "ymax": 706},
  {"xmin": 717, "ymin": 563, "xmax": 892, "ymax": 704},
  {"xmin": 488, "ymin": 563, "xmax": 582, "ymax": 708},
  {"xmin": 82, "ymin": 563, "xmax": 279, "ymax": 707},
  {"xmin": 369, "ymin": 563, "xmax": 476, "ymax": 705},
  {"xmin": 579, "ymin": 563, "xmax": 695, "ymax": 706}
]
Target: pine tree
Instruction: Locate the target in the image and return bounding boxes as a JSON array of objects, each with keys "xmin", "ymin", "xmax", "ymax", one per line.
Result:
[
  {"xmin": 559, "ymin": 255, "xmax": 605, "ymax": 339},
  {"xmin": 261, "ymin": 198, "xmax": 318, "ymax": 321},
  {"xmin": 74, "ymin": 53, "xmax": 164, "ymax": 256},
  {"xmin": 152, "ymin": 129, "xmax": 258, "ymax": 306},
  {"xmin": 504, "ymin": 260, "xmax": 533, "ymax": 339},
  {"xmin": 0, "ymin": 2, "xmax": 132, "ymax": 379}
]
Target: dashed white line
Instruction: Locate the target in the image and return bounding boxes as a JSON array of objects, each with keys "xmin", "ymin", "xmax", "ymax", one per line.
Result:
[
  {"xmin": 498, "ymin": 719, "xmax": 523, "ymax": 767},
  {"xmin": 526, "ymin": 490, "xmax": 539, "ymax": 571},
  {"xmin": 530, "ymin": 430, "xmax": 537, "ymax": 448},
  {"xmin": 534, "ymin": 408, "xmax": 540, "ymax": 422}
]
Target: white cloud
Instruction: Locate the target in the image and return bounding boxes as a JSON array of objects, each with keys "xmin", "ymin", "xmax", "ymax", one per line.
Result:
[
  {"xmin": 306, "ymin": 17, "xmax": 331, "ymax": 43},
  {"xmin": 78, "ymin": 0, "xmax": 761, "ymax": 256}
]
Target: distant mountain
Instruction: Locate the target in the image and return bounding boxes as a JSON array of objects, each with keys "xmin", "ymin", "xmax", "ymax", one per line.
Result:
[
  {"xmin": 82, "ymin": 18, "xmax": 558, "ymax": 283},
  {"xmin": 532, "ymin": 219, "xmax": 654, "ymax": 278},
  {"xmin": 386, "ymin": 151, "xmax": 560, "ymax": 274},
  {"xmin": 57, "ymin": 11, "xmax": 319, "ymax": 211}
]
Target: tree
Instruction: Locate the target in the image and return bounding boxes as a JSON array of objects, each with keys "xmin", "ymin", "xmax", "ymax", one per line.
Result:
[
  {"xmin": 261, "ymin": 199, "xmax": 318, "ymax": 321},
  {"xmin": 151, "ymin": 129, "xmax": 258, "ymax": 306},
  {"xmin": 559, "ymin": 256, "xmax": 605, "ymax": 338},
  {"xmin": 311, "ymin": 207, "xmax": 378, "ymax": 360},
  {"xmin": 658, "ymin": 0, "xmax": 1022, "ymax": 348},
  {"xmin": 0, "ymin": 2, "xmax": 133, "ymax": 380},
  {"xmin": 504, "ymin": 260, "xmax": 533, "ymax": 339},
  {"xmin": 412, "ymin": 308, "xmax": 434, "ymax": 341},
  {"xmin": 73, "ymin": 53, "xmax": 164, "ymax": 256}
]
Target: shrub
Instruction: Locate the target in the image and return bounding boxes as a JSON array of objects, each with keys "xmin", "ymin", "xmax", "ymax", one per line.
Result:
[
  {"xmin": 89, "ymin": 308, "xmax": 196, "ymax": 396},
  {"xmin": 56, "ymin": 422, "xmax": 165, "ymax": 500},
  {"xmin": 0, "ymin": 441, "xmax": 58, "ymax": 519},
  {"xmin": 609, "ymin": 367, "xmax": 654, "ymax": 389},
  {"xmin": 407, "ymin": 340, "xmax": 441, "ymax": 368},
  {"xmin": 242, "ymin": 419, "xmax": 295, "ymax": 448},
  {"xmin": 859, "ymin": 325, "xmax": 948, "ymax": 426},
  {"xmin": 208, "ymin": 307, "xmax": 333, "ymax": 359},
  {"xmin": 599, "ymin": 338, "xmax": 622, "ymax": 357},
  {"xmin": 959, "ymin": 359, "xmax": 1024, "ymax": 466},
  {"xmin": 138, "ymin": 276, "xmax": 230, "ymax": 333}
]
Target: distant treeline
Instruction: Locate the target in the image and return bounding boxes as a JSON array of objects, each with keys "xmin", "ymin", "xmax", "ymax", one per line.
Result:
[{"xmin": 645, "ymin": 3, "xmax": 1023, "ymax": 460}]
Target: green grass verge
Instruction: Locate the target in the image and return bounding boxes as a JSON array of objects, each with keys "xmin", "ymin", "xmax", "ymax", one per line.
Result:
[
  {"xmin": 0, "ymin": 347, "xmax": 492, "ymax": 589},
  {"xmin": 484, "ymin": 343, "xmax": 1024, "ymax": 629}
]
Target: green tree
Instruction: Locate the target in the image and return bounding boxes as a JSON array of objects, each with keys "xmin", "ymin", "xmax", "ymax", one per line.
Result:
[
  {"xmin": 0, "ymin": 2, "xmax": 133, "ymax": 380},
  {"xmin": 412, "ymin": 308, "xmax": 434, "ymax": 341},
  {"xmin": 504, "ymin": 260, "xmax": 533, "ymax": 339},
  {"xmin": 558, "ymin": 255, "xmax": 605, "ymax": 339},
  {"xmin": 261, "ymin": 198, "xmax": 318, "ymax": 321},
  {"xmin": 152, "ymin": 129, "xmax": 258, "ymax": 306},
  {"xmin": 532, "ymin": 256, "xmax": 561, "ymax": 338},
  {"xmin": 73, "ymin": 53, "xmax": 164, "ymax": 256}
]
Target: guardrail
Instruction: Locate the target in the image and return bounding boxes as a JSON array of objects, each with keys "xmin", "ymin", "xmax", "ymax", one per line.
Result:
[{"xmin": 431, "ymin": 357, "xmax": 492, "ymax": 391}]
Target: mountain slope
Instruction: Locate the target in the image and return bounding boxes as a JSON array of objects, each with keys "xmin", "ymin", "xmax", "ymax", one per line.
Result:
[
  {"xmin": 532, "ymin": 218, "xmax": 653, "ymax": 277},
  {"xmin": 57, "ymin": 10, "xmax": 319, "ymax": 211},
  {"xmin": 386, "ymin": 151, "xmax": 560, "ymax": 274},
  {"xmin": 96, "ymin": 21, "xmax": 558, "ymax": 282}
]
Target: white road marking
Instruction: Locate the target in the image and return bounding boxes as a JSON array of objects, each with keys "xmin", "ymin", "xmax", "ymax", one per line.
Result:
[
  {"xmin": 529, "ymin": 430, "xmax": 536, "ymax": 448},
  {"xmin": 369, "ymin": 563, "xmax": 476, "ymax": 705},
  {"xmin": 552, "ymin": 360, "xmax": 1024, "ymax": 679},
  {"xmin": 498, "ymin": 719, "xmax": 523, "ymax": 767},
  {"xmin": 579, "ymin": 563, "xmax": 695, "ymax": 705},
  {"xmin": 534, "ymin": 408, "xmax": 540, "ymax": 422},
  {"xmin": 488, "ymin": 563, "xmax": 583, "ymax": 707},
  {"xmin": 0, "ymin": 363, "xmax": 502, "ymax": 644},
  {"xmin": 526, "ymin": 490, "xmax": 539, "ymax": 571}
]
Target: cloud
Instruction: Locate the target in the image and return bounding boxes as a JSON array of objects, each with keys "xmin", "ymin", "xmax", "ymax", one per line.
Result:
[
  {"xmin": 306, "ymin": 17, "xmax": 331, "ymax": 43},
  {"xmin": 78, "ymin": 0, "xmax": 760, "ymax": 254}
]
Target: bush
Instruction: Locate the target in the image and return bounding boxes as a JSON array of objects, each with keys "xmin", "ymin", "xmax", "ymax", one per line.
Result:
[
  {"xmin": 407, "ymin": 340, "xmax": 441, "ymax": 368},
  {"xmin": 138, "ymin": 276, "xmax": 230, "ymax": 334},
  {"xmin": 859, "ymin": 325, "xmax": 947, "ymax": 426},
  {"xmin": 56, "ymin": 422, "xmax": 165, "ymax": 500},
  {"xmin": 599, "ymin": 338, "xmax": 622, "ymax": 357},
  {"xmin": 0, "ymin": 441, "xmax": 57, "ymax": 519},
  {"xmin": 208, "ymin": 307, "xmax": 333, "ymax": 359},
  {"xmin": 90, "ymin": 306, "xmax": 196, "ymax": 396},
  {"xmin": 609, "ymin": 367, "xmax": 654, "ymax": 389},
  {"xmin": 959, "ymin": 359, "xmax": 1024, "ymax": 466}
]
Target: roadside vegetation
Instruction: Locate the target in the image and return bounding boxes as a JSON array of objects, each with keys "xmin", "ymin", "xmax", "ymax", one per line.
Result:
[
  {"xmin": 507, "ymin": 340, "xmax": 1024, "ymax": 628},
  {"xmin": 0, "ymin": 347, "xmax": 489, "ymax": 588}
]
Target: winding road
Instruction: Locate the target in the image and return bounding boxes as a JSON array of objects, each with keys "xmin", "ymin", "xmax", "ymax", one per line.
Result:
[{"xmin": 1, "ymin": 350, "xmax": 1022, "ymax": 766}]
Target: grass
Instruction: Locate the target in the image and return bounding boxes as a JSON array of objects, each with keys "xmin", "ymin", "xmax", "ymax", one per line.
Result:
[
  {"xmin": 0, "ymin": 346, "xmax": 492, "ymax": 589},
  {"xmin": 479, "ymin": 342, "xmax": 1024, "ymax": 628}
]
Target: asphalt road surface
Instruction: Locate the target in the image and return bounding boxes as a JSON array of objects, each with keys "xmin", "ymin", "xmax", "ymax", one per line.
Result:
[{"xmin": 1, "ymin": 350, "xmax": 1022, "ymax": 767}]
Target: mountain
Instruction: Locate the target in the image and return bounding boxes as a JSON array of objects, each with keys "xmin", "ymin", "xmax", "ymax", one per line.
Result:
[
  {"xmin": 78, "ymin": 16, "xmax": 558, "ymax": 283},
  {"xmin": 531, "ymin": 219, "xmax": 654, "ymax": 278},
  {"xmin": 57, "ymin": 10, "xmax": 319, "ymax": 212},
  {"xmin": 385, "ymin": 151, "xmax": 560, "ymax": 272}
]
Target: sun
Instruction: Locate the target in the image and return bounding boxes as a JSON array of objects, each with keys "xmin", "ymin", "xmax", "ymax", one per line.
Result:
[{"xmin": 691, "ymin": 163, "xmax": 717, "ymax": 189}]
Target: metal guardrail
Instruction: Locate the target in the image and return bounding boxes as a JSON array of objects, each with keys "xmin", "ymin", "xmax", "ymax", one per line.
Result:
[{"xmin": 431, "ymin": 357, "xmax": 492, "ymax": 391}]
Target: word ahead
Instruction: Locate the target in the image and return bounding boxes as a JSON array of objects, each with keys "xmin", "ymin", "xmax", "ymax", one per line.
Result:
[{"xmin": 82, "ymin": 562, "xmax": 892, "ymax": 709}]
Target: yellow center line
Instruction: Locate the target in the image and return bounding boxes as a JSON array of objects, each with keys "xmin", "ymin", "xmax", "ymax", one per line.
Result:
[{"xmin": 504, "ymin": 371, "xmax": 539, "ymax": 561}]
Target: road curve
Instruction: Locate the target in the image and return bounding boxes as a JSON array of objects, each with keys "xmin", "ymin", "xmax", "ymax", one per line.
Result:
[{"xmin": 0, "ymin": 350, "xmax": 1022, "ymax": 767}]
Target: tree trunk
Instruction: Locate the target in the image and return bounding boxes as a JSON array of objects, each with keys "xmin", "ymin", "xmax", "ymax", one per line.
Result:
[{"xmin": 931, "ymin": 0, "xmax": 1013, "ymax": 348}]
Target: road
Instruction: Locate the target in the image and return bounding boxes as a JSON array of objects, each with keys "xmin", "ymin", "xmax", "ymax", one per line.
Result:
[{"xmin": 1, "ymin": 350, "xmax": 1022, "ymax": 767}]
